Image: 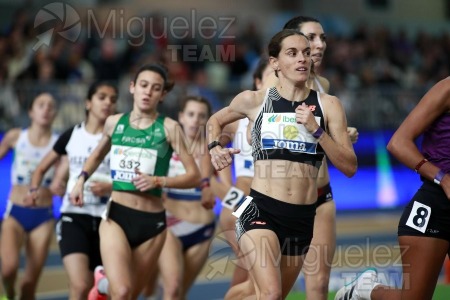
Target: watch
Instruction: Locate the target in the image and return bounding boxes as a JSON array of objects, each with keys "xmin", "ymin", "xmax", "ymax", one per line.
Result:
[{"xmin": 208, "ymin": 140, "xmax": 222, "ymax": 151}]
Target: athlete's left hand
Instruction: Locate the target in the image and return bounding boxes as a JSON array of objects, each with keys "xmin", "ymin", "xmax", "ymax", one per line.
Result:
[{"xmin": 295, "ymin": 103, "xmax": 318, "ymax": 133}]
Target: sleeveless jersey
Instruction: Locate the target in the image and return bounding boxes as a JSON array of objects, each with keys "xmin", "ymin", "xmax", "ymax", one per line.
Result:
[
  {"xmin": 11, "ymin": 129, "xmax": 58, "ymax": 187},
  {"xmin": 110, "ymin": 113, "xmax": 173, "ymax": 197},
  {"xmin": 313, "ymin": 76, "xmax": 326, "ymax": 93},
  {"xmin": 233, "ymin": 118, "xmax": 254, "ymax": 178},
  {"xmin": 53, "ymin": 123, "xmax": 111, "ymax": 217},
  {"xmin": 165, "ymin": 152, "xmax": 202, "ymax": 201},
  {"xmin": 422, "ymin": 113, "xmax": 450, "ymax": 174},
  {"xmin": 252, "ymin": 87, "xmax": 325, "ymax": 167}
]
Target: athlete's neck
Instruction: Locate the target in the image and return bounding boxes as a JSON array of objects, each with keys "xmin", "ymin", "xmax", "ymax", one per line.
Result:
[
  {"xmin": 85, "ymin": 117, "xmax": 104, "ymax": 134},
  {"xmin": 129, "ymin": 110, "xmax": 158, "ymax": 129},
  {"xmin": 276, "ymin": 84, "xmax": 310, "ymax": 102},
  {"xmin": 27, "ymin": 124, "xmax": 52, "ymax": 146}
]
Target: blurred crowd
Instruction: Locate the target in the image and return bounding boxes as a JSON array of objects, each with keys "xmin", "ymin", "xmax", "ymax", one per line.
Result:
[{"xmin": 0, "ymin": 6, "xmax": 449, "ymax": 131}]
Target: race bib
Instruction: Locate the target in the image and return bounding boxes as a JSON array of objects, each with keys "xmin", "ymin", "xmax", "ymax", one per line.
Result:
[
  {"xmin": 110, "ymin": 145, "xmax": 157, "ymax": 182},
  {"xmin": 232, "ymin": 196, "xmax": 253, "ymax": 218},
  {"xmin": 260, "ymin": 113, "xmax": 321, "ymax": 154},
  {"xmin": 222, "ymin": 187, "xmax": 246, "ymax": 211},
  {"xmin": 405, "ymin": 201, "xmax": 431, "ymax": 233}
]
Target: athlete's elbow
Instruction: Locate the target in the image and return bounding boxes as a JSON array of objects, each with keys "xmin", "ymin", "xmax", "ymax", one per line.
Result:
[{"xmin": 344, "ymin": 158, "xmax": 358, "ymax": 178}]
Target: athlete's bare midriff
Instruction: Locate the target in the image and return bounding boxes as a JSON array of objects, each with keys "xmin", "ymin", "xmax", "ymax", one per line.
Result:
[
  {"xmin": 111, "ymin": 190, "xmax": 164, "ymax": 212},
  {"xmin": 251, "ymin": 160, "xmax": 319, "ymax": 205}
]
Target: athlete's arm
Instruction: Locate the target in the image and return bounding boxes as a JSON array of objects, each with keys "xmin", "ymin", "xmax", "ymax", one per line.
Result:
[
  {"xmin": 0, "ymin": 128, "xmax": 20, "ymax": 159},
  {"xmin": 164, "ymin": 118, "xmax": 201, "ymax": 189},
  {"xmin": 387, "ymin": 77, "xmax": 450, "ymax": 197},
  {"xmin": 302, "ymin": 94, "xmax": 357, "ymax": 177},
  {"xmin": 207, "ymin": 90, "xmax": 260, "ymax": 171}
]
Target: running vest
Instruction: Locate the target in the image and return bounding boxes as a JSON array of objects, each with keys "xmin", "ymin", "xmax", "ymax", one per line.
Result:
[
  {"xmin": 313, "ymin": 76, "xmax": 326, "ymax": 93},
  {"xmin": 422, "ymin": 113, "xmax": 450, "ymax": 174},
  {"xmin": 165, "ymin": 152, "xmax": 201, "ymax": 201},
  {"xmin": 233, "ymin": 118, "xmax": 254, "ymax": 178},
  {"xmin": 110, "ymin": 113, "xmax": 173, "ymax": 197},
  {"xmin": 53, "ymin": 123, "xmax": 111, "ymax": 217},
  {"xmin": 11, "ymin": 129, "xmax": 58, "ymax": 187},
  {"xmin": 252, "ymin": 87, "xmax": 325, "ymax": 167}
]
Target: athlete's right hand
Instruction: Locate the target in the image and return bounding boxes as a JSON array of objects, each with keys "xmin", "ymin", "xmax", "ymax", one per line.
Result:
[
  {"xmin": 24, "ymin": 189, "xmax": 38, "ymax": 207},
  {"xmin": 210, "ymin": 146, "xmax": 240, "ymax": 171},
  {"xmin": 69, "ymin": 178, "xmax": 85, "ymax": 207}
]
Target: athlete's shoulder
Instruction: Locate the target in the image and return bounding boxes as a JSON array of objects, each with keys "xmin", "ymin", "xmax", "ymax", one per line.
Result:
[{"xmin": 2, "ymin": 128, "xmax": 22, "ymax": 147}]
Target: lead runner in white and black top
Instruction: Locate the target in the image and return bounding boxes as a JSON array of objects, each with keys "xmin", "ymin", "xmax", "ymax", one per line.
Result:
[
  {"xmin": 28, "ymin": 81, "xmax": 118, "ymax": 299},
  {"xmin": 207, "ymin": 29, "xmax": 357, "ymax": 299}
]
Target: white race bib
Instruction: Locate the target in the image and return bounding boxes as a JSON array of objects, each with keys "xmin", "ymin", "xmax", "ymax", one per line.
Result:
[
  {"xmin": 222, "ymin": 187, "xmax": 246, "ymax": 211},
  {"xmin": 260, "ymin": 113, "xmax": 321, "ymax": 154},
  {"xmin": 405, "ymin": 201, "xmax": 431, "ymax": 233},
  {"xmin": 110, "ymin": 145, "xmax": 157, "ymax": 182}
]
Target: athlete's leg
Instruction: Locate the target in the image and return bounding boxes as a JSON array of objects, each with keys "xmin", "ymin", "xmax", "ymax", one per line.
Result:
[
  {"xmin": 1, "ymin": 217, "xmax": 25, "ymax": 299},
  {"xmin": 182, "ymin": 235, "xmax": 214, "ymax": 295},
  {"xmin": 280, "ymin": 254, "xmax": 304, "ymax": 299},
  {"xmin": 238, "ymin": 229, "xmax": 283, "ymax": 299},
  {"xmin": 62, "ymin": 254, "xmax": 94, "ymax": 299},
  {"xmin": 21, "ymin": 219, "xmax": 55, "ymax": 298},
  {"xmin": 130, "ymin": 230, "xmax": 167, "ymax": 299},
  {"xmin": 220, "ymin": 208, "xmax": 248, "ymax": 286},
  {"xmin": 371, "ymin": 236, "xmax": 449, "ymax": 300},
  {"xmin": 304, "ymin": 200, "xmax": 336, "ymax": 300},
  {"xmin": 157, "ymin": 230, "xmax": 183, "ymax": 300}
]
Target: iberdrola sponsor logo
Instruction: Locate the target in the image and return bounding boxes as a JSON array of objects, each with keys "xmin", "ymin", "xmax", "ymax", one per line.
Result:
[{"xmin": 267, "ymin": 114, "xmax": 296, "ymax": 123}]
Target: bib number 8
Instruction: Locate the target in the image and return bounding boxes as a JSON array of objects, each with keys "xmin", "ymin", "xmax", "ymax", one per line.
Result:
[{"xmin": 406, "ymin": 201, "xmax": 431, "ymax": 233}]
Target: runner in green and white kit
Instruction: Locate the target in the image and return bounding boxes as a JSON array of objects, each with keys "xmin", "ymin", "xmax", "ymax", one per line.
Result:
[{"xmin": 70, "ymin": 63, "xmax": 201, "ymax": 300}]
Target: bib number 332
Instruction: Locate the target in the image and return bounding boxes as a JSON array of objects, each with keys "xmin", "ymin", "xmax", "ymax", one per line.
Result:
[{"xmin": 406, "ymin": 201, "xmax": 431, "ymax": 233}]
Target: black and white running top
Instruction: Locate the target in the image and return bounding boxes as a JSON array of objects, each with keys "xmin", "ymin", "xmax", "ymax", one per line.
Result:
[
  {"xmin": 53, "ymin": 122, "xmax": 111, "ymax": 217},
  {"xmin": 251, "ymin": 87, "xmax": 325, "ymax": 168}
]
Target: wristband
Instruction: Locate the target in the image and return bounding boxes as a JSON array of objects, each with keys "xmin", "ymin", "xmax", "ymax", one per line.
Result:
[
  {"xmin": 200, "ymin": 181, "xmax": 210, "ymax": 190},
  {"xmin": 414, "ymin": 158, "xmax": 428, "ymax": 173},
  {"xmin": 78, "ymin": 171, "xmax": 89, "ymax": 181},
  {"xmin": 312, "ymin": 127, "xmax": 324, "ymax": 139},
  {"xmin": 434, "ymin": 169, "xmax": 446, "ymax": 185},
  {"xmin": 208, "ymin": 140, "xmax": 221, "ymax": 151},
  {"xmin": 29, "ymin": 187, "xmax": 38, "ymax": 193}
]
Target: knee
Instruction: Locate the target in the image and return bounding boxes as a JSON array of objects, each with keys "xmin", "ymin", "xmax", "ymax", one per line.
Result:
[
  {"xmin": 307, "ymin": 273, "xmax": 330, "ymax": 296},
  {"xmin": 1, "ymin": 263, "xmax": 18, "ymax": 281},
  {"xmin": 163, "ymin": 276, "xmax": 182, "ymax": 298},
  {"xmin": 259, "ymin": 285, "xmax": 282, "ymax": 300},
  {"xmin": 110, "ymin": 284, "xmax": 132, "ymax": 300},
  {"xmin": 69, "ymin": 280, "xmax": 91, "ymax": 298}
]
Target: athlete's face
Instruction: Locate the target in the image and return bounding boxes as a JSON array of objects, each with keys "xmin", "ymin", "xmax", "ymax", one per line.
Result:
[
  {"xmin": 299, "ymin": 21, "xmax": 327, "ymax": 67},
  {"xmin": 29, "ymin": 93, "xmax": 56, "ymax": 127},
  {"xmin": 179, "ymin": 100, "xmax": 209, "ymax": 140},
  {"xmin": 87, "ymin": 85, "xmax": 117, "ymax": 122},
  {"xmin": 271, "ymin": 34, "xmax": 312, "ymax": 83},
  {"xmin": 130, "ymin": 70, "xmax": 166, "ymax": 112}
]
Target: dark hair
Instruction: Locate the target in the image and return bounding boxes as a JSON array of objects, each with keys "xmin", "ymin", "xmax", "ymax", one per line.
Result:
[
  {"xmin": 179, "ymin": 95, "xmax": 212, "ymax": 118},
  {"xmin": 283, "ymin": 16, "xmax": 320, "ymax": 31},
  {"xmin": 85, "ymin": 81, "xmax": 119, "ymax": 116},
  {"xmin": 28, "ymin": 92, "xmax": 56, "ymax": 111},
  {"xmin": 268, "ymin": 29, "xmax": 308, "ymax": 58},
  {"xmin": 133, "ymin": 63, "xmax": 175, "ymax": 92},
  {"xmin": 87, "ymin": 81, "xmax": 118, "ymax": 100},
  {"xmin": 252, "ymin": 56, "xmax": 269, "ymax": 90}
]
